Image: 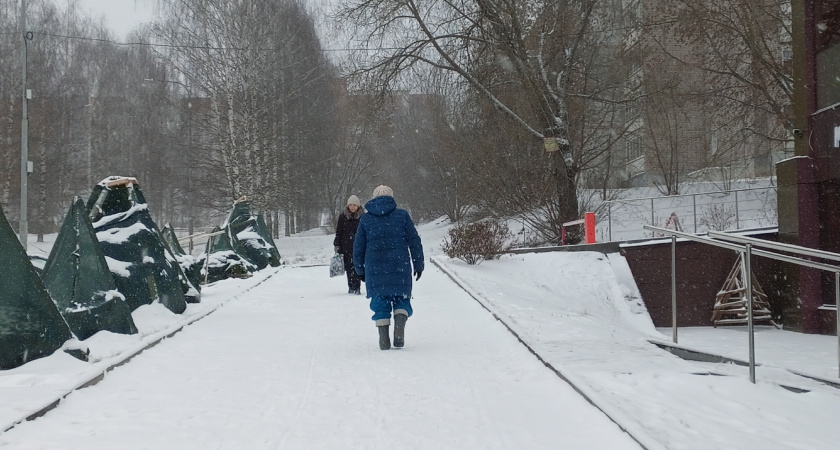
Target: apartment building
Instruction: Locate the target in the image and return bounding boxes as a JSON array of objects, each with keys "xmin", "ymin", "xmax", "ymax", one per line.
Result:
[{"xmin": 612, "ymin": 0, "xmax": 793, "ymax": 189}]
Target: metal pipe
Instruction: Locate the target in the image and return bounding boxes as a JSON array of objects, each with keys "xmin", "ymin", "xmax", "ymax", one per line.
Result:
[
  {"xmin": 188, "ymin": 219, "xmax": 194, "ymax": 254},
  {"xmin": 836, "ymin": 272, "xmax": 839, "ymax": 379},
  {"xmin": 203, "ymin": 240, "xmax": 211, "ymax": 285},
  {"xmin": 177, "ymin": 230, "xmax": 224, "ymax": 243},
  {"xmin": 708, "ymin": 230, "xmax": 840, "ymax": 264},
  {"xmin": 19, "ymin": 0, "xmax": 28, "ymax": 250},
  {"xmin": 745, "ymin": 244, "xmax": 755, "ymax": 383},
  {"xmin": 734, "ymin": 191, "xmax": 740, "ymax": 229},
  {"xmin": 693, "ymin": 194, "xmax": 697, "ymax": 233},
  {"xmin": 644, "ymin": 226, "xmax": 745, "ymax": 252},
  {"xmin": 652, "ymin": 227, "xmax": 840, "ymax": 272},
  {"xmin": 750, "ymin": 247, "xmax": 840, "ymax": 272},
  {"xmin": 651, "ymin": 198, "xmax": 655, "ymax": 237},
  {"xmin": 672, "ymin": 235, "xmax": 678, "ymax": 343}
]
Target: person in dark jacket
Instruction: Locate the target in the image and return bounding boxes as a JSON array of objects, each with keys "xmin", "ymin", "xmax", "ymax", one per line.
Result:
[
  {"xmin": 334, "ymin": 195, "xmax": 364, "ymax": 294},
  {"xmin": 353, "ymin": 185, "xmax": 424, "ymax": 350}
]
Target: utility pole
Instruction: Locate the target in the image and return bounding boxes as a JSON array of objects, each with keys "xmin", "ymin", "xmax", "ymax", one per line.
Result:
[
  {"xmin": 19, "ymin": 0, "xmax": 28, "ymax": 250},
  {"xmin": 187, "ymin": 96, "xmax": 194, "ymax": 252}
]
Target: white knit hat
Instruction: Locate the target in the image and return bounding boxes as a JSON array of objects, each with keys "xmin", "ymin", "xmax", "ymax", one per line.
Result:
[
  {"xmin": 372, "ymin": 185, "xmax": 393, "ymax": 198},
  {"xmin": 347, "ymin": 195, "xmax": 361, "ymax": 206}
]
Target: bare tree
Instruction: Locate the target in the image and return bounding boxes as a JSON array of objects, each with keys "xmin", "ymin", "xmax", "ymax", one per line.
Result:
[
  {"xmin": 0, "ymin": 0, "xmax": 181, "ymax": 237},
  {"xmin": 318, "ymin": 81, "xmax": 388, "ymax": 228},
  {"xmin": 336, "ymin": 0, "xmax": 628, "ymax": 242}
]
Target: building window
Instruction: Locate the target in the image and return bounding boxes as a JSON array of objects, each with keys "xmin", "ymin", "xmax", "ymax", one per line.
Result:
[
  {"xmin": 627, "ymin": 135, "xmax": 643, "ymax": 161},
  {"xmin": 709, "ymin": 130, "xmax": 718, "ymax": 156},
  {"xmin": 816, "ymin": 3, "xmax": 840, "ymax": 108},
  {"xmin": 624, "ymin": 99, "xmax": 639, "ymax": 122},
  {"xmin": 624, "ymin": 0, "xmax": 642, "ymax": 28}
]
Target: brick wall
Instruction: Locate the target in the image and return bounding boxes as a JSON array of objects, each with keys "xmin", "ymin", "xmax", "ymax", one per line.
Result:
[{"xmin": 621, "ymin": 232, "xmax": 785, "ymax": 327}]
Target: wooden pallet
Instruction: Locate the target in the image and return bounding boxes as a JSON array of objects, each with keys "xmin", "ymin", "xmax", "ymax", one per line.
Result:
[{"xmin": 712, "ymin": 254, "xmax": 778, "ymax": 328}]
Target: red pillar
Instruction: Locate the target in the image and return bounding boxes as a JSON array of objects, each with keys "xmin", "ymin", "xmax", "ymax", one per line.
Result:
[{"xmin": 584, "ymin": 212, "xmax": 596, "ymax": 244}]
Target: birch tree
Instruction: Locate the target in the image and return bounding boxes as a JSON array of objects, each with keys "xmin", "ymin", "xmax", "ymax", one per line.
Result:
[
  {"xmin": 155, "ymin": 0, "xmax": 337, "ymax": 230},
  {"xmin": 0, "ymin": 1, "xmax": 20, "ymax": 211},
  {"xmin": 318, "ymin": 82, "xmax": 388, "ymax": 228}
]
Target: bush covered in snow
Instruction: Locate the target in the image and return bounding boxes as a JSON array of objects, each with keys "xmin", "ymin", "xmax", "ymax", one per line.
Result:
[{"xmin": 442, "ymin": 220, "xmax": 512, "ymax": 265}]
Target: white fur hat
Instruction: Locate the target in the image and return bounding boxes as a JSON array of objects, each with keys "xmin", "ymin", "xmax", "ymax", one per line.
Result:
[
  {"xmin": 347, "ymin": 195, "xmax": 361, "ymax": 206},
  {"xmin": 372, "ymin": 185, "xmax": 394, "ymax": 198}
]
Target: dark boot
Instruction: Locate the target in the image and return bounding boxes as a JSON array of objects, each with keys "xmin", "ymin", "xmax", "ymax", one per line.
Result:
[
  {"xmin": 393, "ymin": 313, "xmax": 407, "ymax": 348},
  {"xmin": 378, "ymin": 325, "xmax": 391, "ymax": 350}
]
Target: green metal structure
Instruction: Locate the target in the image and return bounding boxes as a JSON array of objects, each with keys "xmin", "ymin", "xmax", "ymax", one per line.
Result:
[
  {"xmin": 200, "ymin": 225, "xmax": 256, "ymax": 283},
  {"xmin": 0, "ymin": 205, "xmax": 73, "ymax": 370},
  {"xmin": 86, "ymin": 177, "xmax": 190, "ymax": 313},
  {"xmin": 160, "ymin": 223, "xmax": 203, "ymax": 293},
  {"xmin": 42, "ymin": 197, "xmax": 138, "ymax": 341},
  {"xmin": 224, "ymin": 199, "xmax": 281, "ymax": 270}
]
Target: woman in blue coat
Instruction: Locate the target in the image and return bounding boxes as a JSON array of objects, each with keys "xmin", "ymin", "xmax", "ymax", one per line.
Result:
[{"xmin": 353, "ymin": 185, "xmax": 424, "ymax": 350}]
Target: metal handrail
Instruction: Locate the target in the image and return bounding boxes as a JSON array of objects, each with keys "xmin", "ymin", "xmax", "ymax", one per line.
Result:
[
  {"xmin": 176, "ymin": 230, "xmax": 224, "ymax": 244},
  {"xmin": 643, "ymin": 226, "xmax": 743, "ymax": 251},
  {"xmin": 176, "ymin": 230, "xmax": 228, "ymax": 285},
  {"xmin": 176, "ymin": 230, "xmax": 225, "ymax": 255},
  {"xmin": 644, "ymin": 225, "xmax": 840, "ymax": 381},
  {"xmin": 708, "ymin": 230, "xmax": 840, "ymax": 264},
  {"xmin": 644, "ymin": 225, "xmax": 757, "ymax": 381},
  {"xmin": 708, "ymin": 230, "xmax": 840, "ymax": 379}
]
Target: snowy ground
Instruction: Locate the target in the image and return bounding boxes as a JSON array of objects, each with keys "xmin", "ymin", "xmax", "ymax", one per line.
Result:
[{"xmin": 2, "ymin": 220, "xmax": 840, "ymax": 449}]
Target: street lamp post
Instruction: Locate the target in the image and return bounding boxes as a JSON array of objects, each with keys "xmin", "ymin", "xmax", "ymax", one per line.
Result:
[
  {"xmin": 187, "ymin": 99, "xmax": 194, "ymax": 251},
  {"xmin": 19, "ymin": 0, "xmax": 28, "ymax": 250}
]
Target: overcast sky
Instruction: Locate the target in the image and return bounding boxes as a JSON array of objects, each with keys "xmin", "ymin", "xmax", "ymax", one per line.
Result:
[
  {"xmin": 74, "ymin": 0, "xmax": 157, "ymax": 39},
  {"xmin": 71, "ymin": 1, "xmax": 335, "ymax": 44}
]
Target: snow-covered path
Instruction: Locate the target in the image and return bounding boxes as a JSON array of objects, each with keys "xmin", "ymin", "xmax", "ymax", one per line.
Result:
[
  {"xmin": 0, "ymin": 264, "xmax": 638, "ymax": 449},
  {"xmin": 7, "ymin": 221, "xmax": 840, "ymax": 449}
]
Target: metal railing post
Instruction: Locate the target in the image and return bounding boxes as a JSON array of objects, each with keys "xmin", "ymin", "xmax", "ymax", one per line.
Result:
[
  {"xmin": 608, "ymin": 202, "xmax": 612, "ymax": 242},
  {"xmin": 734, "ymin": 191, "xmax": 740, "ymax": 229},
  {"xmin": 672, "ymin": 235, "xmax": 678, "ymax": 343},
  {"xmin": 651, "ymin": 199, "xmax": 655, "ymax": 237},
  {"xmin": 836, "ymin": 272, "xmax": 840, "ymax": 379},
  {"xmin": 203, "ymin": 251, "xmax": 211, "ymax": 285},
  {"xmin": 744, "ymin": 243, "xmax": 755, "ymax": 383},
  {"xmin": 693, "ymin": 194, "xmax": 697, "ymax": 233}
]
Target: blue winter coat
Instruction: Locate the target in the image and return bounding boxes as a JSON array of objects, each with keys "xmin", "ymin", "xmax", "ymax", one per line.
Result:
[{"xmin": 353, "ymin": 196, "xmax": 424, "ymax": 299}]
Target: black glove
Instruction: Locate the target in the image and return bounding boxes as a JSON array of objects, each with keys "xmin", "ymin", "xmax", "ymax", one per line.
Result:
[
  {"xmin": 334, "ymin": 246, "xmax": 341, "ymax": 254},
  {"xmin": 358, "ymin": 274, "xmax": 365, "ymax": 282},
  {"xmin": 414, "ymin": 270, "xmax": 422, "ymax": 281}
]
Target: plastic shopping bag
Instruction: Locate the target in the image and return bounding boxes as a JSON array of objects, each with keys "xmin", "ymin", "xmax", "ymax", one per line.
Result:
[{"xmin": 330, "ymin": 254, "xmax": 345, "ymax": 277}]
